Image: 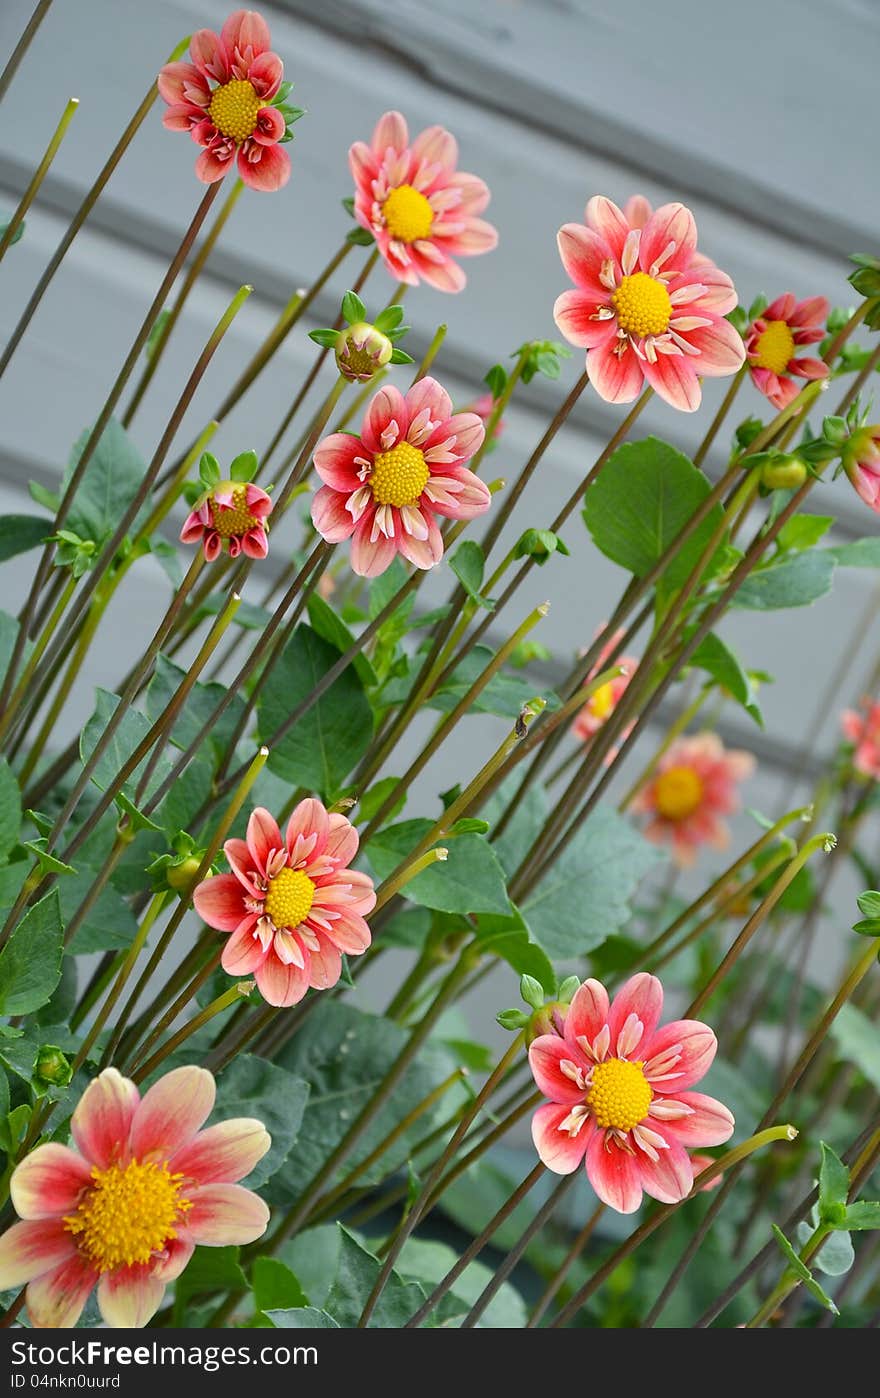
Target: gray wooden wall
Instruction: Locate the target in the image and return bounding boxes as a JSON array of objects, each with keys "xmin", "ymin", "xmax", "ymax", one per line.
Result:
[{"xmin": 1, "ymin": 0, "xmax": 878, "ymax": 1006}]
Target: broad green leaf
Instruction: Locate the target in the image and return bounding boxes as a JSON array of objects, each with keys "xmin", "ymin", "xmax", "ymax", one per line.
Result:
[
  {"xmin": 829, "ymin": 1002, "xmax": 880, "ymax": 1092},
  {"xmin": 62, "ymin": 418, "xmax": 151, "ymax": 546},
  {"xmin": 212, "ymin": 1054, "xmax": 309, "ymax": 1189},
  {"xmin": 690, "ymin": 632, "xmax": 763, "ymax": 726},
  {"xmin": 827, "ymin": 538, "xmax": 880, "ymax": 569},
  {"xmin": 732, "ymin": 550, "xmax": 836, "ymax": 610},
  {"xmin": 366, "ymin": 818, "xmax": 511, "ymax": 916},
  {"xmin": 449, "ymin": 541, "xmax": 492, "ymax": 609},
  {"xmin": 582, "ymin": 437, "xmax": 724, "ymax": 592},
  {"xmin": 79, "ymin": 689, "xmax": 172, "ymax": 800},
  {"xmin": 61, "ymin": 869, "xmax": 139, "ymax": 954},
  {"xmin": 474, "ymin": 908, "xmax": 555, "ymax": 993},
  {"xmin": 0, "ymin": 891, "xmax": 63, "ymax": 1016},
  {"xmin": 266, "ymin": 1307, "xmax": 339, "ymax": 1328},
  {"xmin": 818, "ymin": 1142, "xmax": 850, "ymax": 1218},
  {"xmin": 0, "ymin": 515, "xmax": 48, "ymax": 562},
  {"xmin": 324, "ymin": 1226, "xmax": 424, "ymax": 1328},
  {"xmin": 385, "ymin": 644, "xmax": 557, "ymax": 719},
  {"xmin": 796, "ymin": 1216, "xmax": 854, "ymax": 1276},
  {"xmin": 0, "ymin": 610, "xmax": 30, "ymax": 690},
  {"xmin": 306, "ymin": 593, "xmax": 377, "ymax": 686},
  {"xmin": 776, "ymin": 514, "xmax": 834, "ymax": 552},
  {"xmin": 253, "ymin": 1257, "xmax": 308, "ymax": 1313},
  {"xmin": 145, "ymin": 655, "xmax": 246, "ymax": 759},
  {"xmin": 174, "ymin": 1247, "xmax": 246, "ymax": 1319},
  {"xmin": 843, "ymin": 1201, "xmax": 880, "ymax": 1230},
  {"xmin": 399, "ymin": 1238, "xmax": 527, "ymax": 1329},
  {"xmin": 0, "ymin": 758, "xmax": 21, "ymax": 860},
  {"xmin": 258, "ymin": 625, "xmax": 373, "ymax": 799}
]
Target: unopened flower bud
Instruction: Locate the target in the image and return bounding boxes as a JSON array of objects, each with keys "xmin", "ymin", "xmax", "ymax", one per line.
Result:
[
  {"xmin": 335, "ymin": 322, "xmax": 393, "ymax": 383},
  {"xmin": 167, "ymin": 854, "xmax": 204, "ymax": 897},
  {"xmin": 525, "ymin": 1000, "xmax": 570, "ymax": 1045},
  {"xmin": 760, "ymin": 456, "xmax": 808, "ymax": 491},
  {"xmin": 35, "ymin": 1046, "xmax": 72, "ymax": 1088},
  {"xmin": 842, "ymin": 424, "xmax": 880, "ymax": 514}
]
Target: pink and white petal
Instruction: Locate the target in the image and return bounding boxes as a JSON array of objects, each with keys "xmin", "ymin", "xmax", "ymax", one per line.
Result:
[
  {"xmin": 658, "ymin": 1091, "xmax": 735, "ymax": 1147},
  {"xmin": 528, "ymin": 1035, "xmax": 588, "ymax": 1104},
  {"xmin": 247, "ymin": 807, "xmax": 283, "ymax": 871},
  {"xmin": 623, "ymin": 194, "xmax": 652, "ymax": 229},
  {"xmin": 531, "ymin": 1103, "xmax": 593, "ymax": 1174},
  {"xmin": 322, "ymin": 907, "xmax": 372, "ymax": 955},
  {"xmin": 643, "ymin": 1020, "xmax": 718, "ymax": 1090},
  {"xmin": 195, "ymin": 146, "xmax": 232, "ymax": 184},
  {"xmin": 642, "ymin": 354, "xmax": 702, "ymax": 411},
  {"xmin": 789, "ymin": 356, "xmax": 829, "ymax": 381},
  {"xmin": 606, "ymin": 973, "xmax": 664, "ymax": 1056},
  {"xmin": 371, "ymin": 110, "xmax": 408, "ymax": 157},
  {"xmin": 248, "ymin": 51, "xmax": 283, "ymax": 102},
  {"xmin": 311, "ymin": 484, "xmax": 359, "ymax": 543},
  {"xmin": 221, "ymin": 918, "xmax": 266, "ymax": 976},
  {"xmin": 71, "ymin": 1068, "xmax": 140, "ymax": 1170},
  {"xmin": 157, "ymin": 62, "xmax": 211, "ymax": 107},
  {"xmin": 425, "ymin": 411, "xmax": 484, "ymax": 463},
  {"xmin": 252, "ymin": 104, "xmax": 285, "ymax": 146},
  {"xmin": 221, "ymin": 9, "xmax": 271, "ymax": 61},
  {"xmin": 587, "ymin": 341, "xmax": 645, "ymax": 404},
  {"xmin": 286, "ymin": 797, "xmax": 329, "ymax": 861},
  {"xmin": 639, "ymin": 203, "xmax": 697, "ymax": 275},
  {"xmin": 129, "ymin": 1066, "xmax": 215, "ymax": 1161},
  {"xmin": 553, "ymin": 289, "xmax": 617, "ymax": 349},
  {"xmin": 790, "ymin": 295, "xmax": 829, "ymax": 328},
  {"xmin": 189, "ymin": 29, "xmax": 228, "ymax": 83},
  {"xmin": 405, "ymin": 376, "xmax": 453, "ymax": 433},
  {"xmin": 97, "ymin": 1266, "xmax": 166, "ymax": 1329},
  {"xmin": 203, "ymin": 530, "xmax": 223, "ymax": 562},
  {"xmin": 307, "ymin": 936, "xmax": 343, "ymax": 991},
  {"xmin": 411, "ymin": 247, "xmax": 467, "ymax": 293},
  {"xmin": 26, "ymin": 1253, "xmax": 97, "ymax": 1329},
  {"xmin": 431, "ymin": 466, "xmax": 491, "ymax": 519},
  {"xmin": 683, "ymin": 264, "xmax": 737, "ymax": 315},
  {"xmin": 585, "ymin": 1130, "xmax": 643, "ymax": 1214},
  {"xmin": 313, "ymin": 432, "xmax": 369, "ymax": 491},
  {"xmin": 584, "ymin": 196, "xmax": 631, "ymax": 259},
  {"xmin": 11, "ymin": 1144, "xmax": 92, "ymax": 1220},
  {"xmin": 325, "ymin": 812, "xmax": 359, "ymax": 866},
  {"xmin": 0, "ymin": 1219, "xmax": 77, "ymax": 1288},
  {"xmin": 151, "ymin": 1235, "xmax": 195, "ymax": 1283},
  {"xmin": 169, "ymin": 1119, "xmax": 271, "ymax": 1186},
  {"xmin": 350, "ymin": 514, "xmax": 399, "ymax": 577},
  {"xmin": 396, "ymin": 514, "xmax": 444, "ymax": 569},
  {"xmin": 683, "ymin": 319, "xmax": 746, "ymax": 376},
  {"xmin": 256, "ymin": 954, "xmax": 310, "ymax": 1008},
  {"xmin": 411, "ymin": 124, "xmax": 457, "ymax": 169},
  {"xmin": 636, "ymin": 1133, "xmax": 693, "ymax": 1204},
  {"xmin": 448, "ymin": 171, "xmax": 490, "ymax": 215},
  {"xmin": 439, "ymin": 218, "xmax": 498, "ymax": 255},
  {"xmin": 242, "ymin": 526, "xmax": 269, "ymax": 560},
  {"xmin": 193, "ymin": 873, "xmax": 247, "ymax": 931},
  {"xmin": 186, "ymin": 1183, "xmax": 270, "ymax": 1246},
  {"xmin": 564, "ymin": 978, "xmax": 610, "ymax": 1050},
  {"xmin": 362, "ymin": 384, "xmax": 409, "ymax": 454},
  {"xmin": 238, "ymin": 140, "xmax": 290, "ymax": 193},
  {"xmin": 557, "ymin": 223, "xmax": 614, "ymax": 294},
  {"xmin": 328, "ymin": 869, "xmax": 376, "ymax": 916},
  {"xmin": 348, "ymin": 139, "xmax": 379, "ymax": 189}
]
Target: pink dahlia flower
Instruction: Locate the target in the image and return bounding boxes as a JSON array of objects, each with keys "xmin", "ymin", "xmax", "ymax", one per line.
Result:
[
  {"xmin": 194, "ymin": 801, "xmax": 375, "ymax": 1007},
  {"xmin": 310, "ymin": 377, "xmax": 490, "ymax": 577},
  {"xmin": 632, "ymin": 732, "xmax": 755, "ymax": 867},
  {"xmin": 158, "ymin": 9, "xmax": 291, "ymax": 192},
  {"xmin": 348, "ymin": 111, "xmax": 498, "ymax": 292},
  {"xmin": 632, "ymin": 731, "xmax": 754, "ymax": 868},
  {"xmin": 0, "ymin": 1066, "xmax": 269, "ymax": 1328},
  {"xmin": 842, "ymin": 424, "xmax": 880, "ymax": 513},
  {"xmin": 180, "ymin": 479, "xmax": 272, "ymax": 561},
  {"xmin": 745, "ymin": 293, "xmax": 829, "ymax": 410},
  {"xmin": 529, "ymin": 973, "xmax": 733, "ymax": 1214},
  {"xmin": 841, "ymin": 698, "xmax": 880, "ymax": 780},
  {"xmin": 553, "ymin": 196, "xmax": 744, "ymax": 411},
  {"xmin": 573, "ymin": 626, "xmax": 638, "ymax": 745}
]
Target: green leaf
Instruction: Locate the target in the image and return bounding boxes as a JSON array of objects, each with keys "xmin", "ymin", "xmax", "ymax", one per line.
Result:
[
  {"xmin": 0, "ymin": 217, "xmax": 25, "ymax": 247},
  {"xmin": 0, "ymin": 515, "xmax": 49, "ymax": 563},
  {"xmin": 484, "ymin": 364, "xmax": 507, "ymax": 398},
  {"xmin": 358, "ymin": 776, "xmax": 405, "ymax": 826},
  {"xmin": 306, "ymin": 593, "xmax": 377, "ymax": 686},
  {"xmin": 818, "ymin": 1142, "xmax": 850, "ymax": 1219},
  {"xmin": 62, "ymin": 418, "xmax": 151, "ymax": 547},
  {"xmin": 796, "ymin": 1218, "xmax": 854, "ymax": 1275},
  {"xmin": 0, "ymin": 758, "xmax": 22, "ymax": 860},
  {"xmin": 258, "ymin": 625, "xmax": 373, "ymax": 800},
  {"xmin": 473, "ymin": 908, "xmax": 555, "ymax": 993},
  {"xmin": 771, "ymin": 1225, "xmax": 838, "ymax": 1313},
  {"xmin": 582, "ymin": 438, "xmax": 725, "ymax": 593},
  {"xmin": 857, "ymin": 890, "xmax": 880, "ymax": 918},
  {"xmin": 842, "ymin": 1201, "xmax": 880, "ymax": 1230},
  {"xmin": 827, "ymin": 538, "xmax": 880, "ymax": 569},
  {"xmin": 229, "ymin": 450, "xmax": 258, "ymax": 483},
  {"xmin": 79, "ymin": 689, "xmax": 171, "ymax": 800},
  {"xmin": 396, "ymin": 644, "xmax": 557, "ymax": 719},
  {"xmin": 308, "ymin": 327, "xmax": 340, "ymax": 348},
  {"xmin": 399, "ymin": 1238, "xmax": 527, "ymax": 1329},
  {"xmin": 690, "ymin": 633, "xmax": 763, "ymax": 726},
  {"xmin": 266, "ymin": 1307, "xmax": 339, "ymax": 1329},
  {"xmin": 145, "ymin": 655, "xmax": 246, "ymax": 760},
  {"xmin": 145, "ymin": 309, "xmax": 171, "ymax": 363},
  {"xmin": 776, "ymin": 514, "xmax": 834, "ymax": 552},
  {"xmin": 212, "ymin": 1054, "xmax": 309, "ymax": 1189},
  {"xmin": 449, "ymin": 541, "xmax": 492, "ymax": 608},
  {"xmin": 0, "ymin": 891, "xmax": 64, "ymax": 1016},
  {"xmin": 366, "ymin": 818, "xmax": 511, "ymax": 915},
  {"xmin": 174, "ymin": 1247, "xmax": 246, "ymax": 1319},
  {"xmin": 341, "ymin": 290, "xmax": 366, "ymax": 324},
  {"xmin": 252, "ymin": 1257, "xmax": 308, "ymax": 1313},
  {"xmin": 829, "ymin": 1002, "xmax": 880, "ymax": 1092},
  {"xmin": 325, "ymin": 1226, "xmax": 425, "ymax": 1328},
  {"xmin": 0, "ymin": 610, "xmax": 31, "ymax": 692},
  {"xmin": 732, "ymin": 550, "xmax": 836, "ymax": 610}
]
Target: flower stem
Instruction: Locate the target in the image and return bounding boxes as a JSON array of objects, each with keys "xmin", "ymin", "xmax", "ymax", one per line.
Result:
[
  {"xmin": 130, "ymin": 980, "xmax": 253, "ymax": 1084},
  {"xmin": 0, "ymin": 0, "xmax": 55, "ymax": 104},
  {"xmin": 0, "ymin": 97, "xmax": 79, "ymax": 260},
  {"xmin": 527, "ymin": 1201, "xmax": 605, "ymax": 1327},
  {"xmin": 410, "ymin": 323, "xmax": 447, "ymax": 384},
  {"xmin": 372, "ymin": 847, "xmax": 449, "ymax": 913},
  {"xmin": 617, "ymin": 684, "xmax": 711, "ymax": 811}
]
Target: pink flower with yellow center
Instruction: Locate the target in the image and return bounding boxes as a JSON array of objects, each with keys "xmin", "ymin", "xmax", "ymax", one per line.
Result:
[
  {"xmin": 0, "ymin": 1066, "xmax": 269, "ymax": 1328},
  {"xmin": 632, "ymin": 732, "xmax": 755, "ymax": 868},
  {"xmin": 310, "ymin": 377, "xmax": 490, "ymax": 577},
  {"xmin": 194, "ymin": 801, "xmax": 375, "ymax": 1007},
  {"xmin": 529, "ymin": 973, "xmax": 733, "ymax": 1214},
  {"xmin": 158, "ymin": 10, "xmax": 291, "ymax": 192},
  {"xmin": 745, "ymin": 293, "xmax": 829, "ymax": 410},
  {"xmin": 553, "ymin": 196, "xmax": 744, "ymax": 411},
  {"xmin": 841, "ymin": 698, "xmax": 880, "ymax": 780},
  {"xmin": 348, "ymin": 111, "xmax": 498, "ymax": 292},
  {"xmin": 842, "ymin": 424, "xmax": 880, "ymax": 514},
  {"xmin": 181, "ymin": 478, "xmax": 272, "ymax": 561},
  {"xmin": 572, "ymin": 626, "xmax": 639, "ymax": 745}
]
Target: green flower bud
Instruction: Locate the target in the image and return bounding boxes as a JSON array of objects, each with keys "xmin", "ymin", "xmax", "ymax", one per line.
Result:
[
  {"xmin": 35, "ymin": 1046, "xmax": 72, "ymax": 1088},
  {"xmin": 760, "ymin": 456, "xmax": 808, "ymax": 491},
  {"xmin": 335, "ymin": 322, "xmax": 393, "ymax": 383},
  {"xmin": 166, "ymin": 854, "xmax": 204, "ymax": 897}
]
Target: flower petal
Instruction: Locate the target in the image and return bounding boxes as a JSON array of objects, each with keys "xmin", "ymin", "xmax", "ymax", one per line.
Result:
[
  {"xmin": 643, "ymin": 1020, "xmax": 717, "ymax": 1090},
  {"xmin": 639, "ymin": 203, "xmax": 697, "ymax": 275},
  {"xmin": 0, "ymin": 1219, "xmax": 77, "ymax": 1288},
  {"xmin": 372, "ymin": 110, "xmax": 408, "ymax": 156},
  {"xmin": 362, "ymin": 384, "xmax": 408, "ymax": 454},
  {"xmin": 313, "ymin": 433, "xmax": 368, "ymax": 492},
  {"xmin": 311, "ymin": 484, "xmax": 359, "ymax": 543},
  {"xmin": 325, "ymin": 812, "xmax": 359, "ymax": 866},
  {"xmin": 350, "ymin": 513, "xmax": 398, "ymax": 577},
  {"xmin": 286, "ymin": 798, "xmax": 329, "ymax": 861},
  {"xmin": 587, "ymin": 341, "xmax": 645, "ymax": 404},
  {"xmin": 557, "ymin": 222, "xmax": 613, "ymax": 294},
  {"xmin": 247, "ymin": 807, "xmax": 283, "ymax": 872},
  {"xmin": 642, "ymin": 353, "xmax": 702, "ymax": 411},
  {"xmin": 585, "ymin": 195, "xmax": 631, "ymax": 258},
  {"xmin": 186, "ymin": 1183, "xmax": 270, "ymax": 1245},
  {"xmin": 97, "ymin": 1266, "xmax": 166, "ymax": 1329},
  {"xmin": 26, "ymin": 1253, "xmax": 97, "ymax": 1329},
  {"xmin": 256, "ymin": 953, "xmax": 310, "ymax": 1007},
  {"xmin": 636, "ymin": 1131, "xmax": 693, "ymax": 1204},
  {"xmin": 585, "ymin": 1130, "xmax": 643, "ymax": 1213},
  {"xmin": 606, "ymin": 974, "xmax": 663, "ymax": 1058},
  {"xmin": 11, "ymin": 1144, "xmax": 92, "ymax": 1220},
  {"xmin": 531, "ymin": 1102, "xmax": 593, "ymax": 1174},
  {"xmin": 169, "ymin": 1119, "xmax": 271, "ymax": 1186},
  {"xmin": 71, "ymin": 1068, "xmax": 140, "ymax": 1169},
  {"xmin": 529, "ymin": 1034, "xmax": 588, "ymax": 1104},
  {"xmin": 656, "ymin": 1091, "xmax": 734, "ymax": 1147},
  {"xmin": 553, "ymin": 289, "xmax": 616, "ymax": 349},
  {"xmin": 193, "ymin": 873, "xmax": 246, "ymax": 932},
  {"xmin": 238, "ymin": 140, "xmax": 290, "ymax": 193},
  {"xmin": 682, "ymin": 318, "xmax": 746, "ymax": 377},
  {"xmin": 129, "ymin": 1066, "xmax": 215, "ymax": 1160},
  {"xmin": 565, "ymin": 979, "xmax": 610, "ymax": 1050},
  {"xmin": 221, "ymin": 918, "xmax": 266, "ymax": 976}
]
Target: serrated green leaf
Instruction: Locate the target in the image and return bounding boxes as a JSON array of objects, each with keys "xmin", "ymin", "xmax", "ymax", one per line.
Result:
[
  {"xmin": 818, "ymin": 1142, "xmax": 850, "ymax": 1218},
  {"xmin": 0, "ymin": 891, "xmax": 63, "ymax": 1016},
  {"xmin": 366, "ymin": 818, "xmax": 510, "ymax": 916}
]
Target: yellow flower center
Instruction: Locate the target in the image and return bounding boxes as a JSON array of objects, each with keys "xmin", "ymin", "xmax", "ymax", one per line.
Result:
[
  {"xmin": 64, "ymin": 1160, "xmax": 191, "ymax": 1273},
  {"xmin": 263, "ymin": 867, "xmax": 315, "ymax": 929},
  {"xmin": 753, "ymin": 319, "xmax": 795, "ymax": 375},
  {"xmin": 611, "ymin": 272, "xmax": 672, "ymax": 338},
  {"xmin": 210, "ymin": 484, "xmax": 259, "ymax": 539},
  {"xmin": 370, "ymin": 442, "xmax": 430, "ymax": 507},
  {"xmin": 654, "ymin": 765, "xmax": 704, "ymax": 821},
  {"xmin": 586, "ymin": 1058, "xmax": 652, "ymax": 1132},
  {"xmin": 208, "ymin": 78, "xmax": 262, "ymax": 143},
  {"xmin": 588, "ymin": 681, "xmax": 616, "ymax": 721},
  {"xmin": 383, "ymin": 184, "xmax": 434, "ymax": 243}
]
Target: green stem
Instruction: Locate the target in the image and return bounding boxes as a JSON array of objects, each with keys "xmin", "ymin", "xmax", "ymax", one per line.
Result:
[
  {"xmin": 0, "ymin": 97, "xmax": 79, "ymax": 260},
  {"xmin": 130, "ymin": 972, "xmax": 248, "ymax": 1083},
  {"xmin": 0, "ymin": 0, "xmax": 56, "ymax": 105}
]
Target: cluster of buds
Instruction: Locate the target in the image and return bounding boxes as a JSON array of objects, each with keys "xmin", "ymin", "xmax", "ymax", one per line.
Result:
[
  {"xmin": 309, "ymin": 290, "xmax": 413, "ymax": 383},
  {"xmin": 497, "ymin": 972, "xmax": 581, "ymax": 1044}
]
